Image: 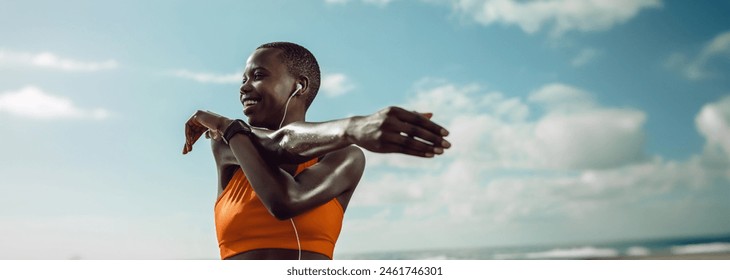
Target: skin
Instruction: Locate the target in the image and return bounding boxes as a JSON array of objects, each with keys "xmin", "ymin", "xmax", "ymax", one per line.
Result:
[{"xmin": 183, "ymin": 47, "xmax": 451, "ymax": 260}]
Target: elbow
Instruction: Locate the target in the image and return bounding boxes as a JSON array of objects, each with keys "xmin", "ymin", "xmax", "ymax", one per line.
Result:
[
  {"xmin": 267, "ymin": 199, "xmax": 297, "ymax": 220},
  {"xmin": 263, "ymin": 128, "xmax": 308, "ymax": 164},
  {"xmin": 270, "ymin": 208, "xmax": 295, "ymax": 221}
]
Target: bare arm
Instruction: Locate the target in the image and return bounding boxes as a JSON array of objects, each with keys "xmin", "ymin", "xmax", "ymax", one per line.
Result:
[
  {"xmin": 261, "ymin": 107, "xmax": 451, "ymax": 161},
  {"xmin": 205, "ymin": 118, "xmax": 365, "ymax": 218},
  {"xmin": 183, "ymin": 106, "xmax": 451, "ymax": 218},
  {"xmin": 226, "ymin": 133, "xmax": 365, "ymax": 219},
  {"xmin": 246, "ymin": 119, "xmax": 351, "ymax": 164},
  {"xmin": 185, "ymin": 107, "xmax": 451, "ymax": 165}
]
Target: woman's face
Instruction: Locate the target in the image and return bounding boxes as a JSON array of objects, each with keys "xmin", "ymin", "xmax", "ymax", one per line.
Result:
[{"xmin": 239, "ymin": 48, "xmax": 297, "ymax": 129}]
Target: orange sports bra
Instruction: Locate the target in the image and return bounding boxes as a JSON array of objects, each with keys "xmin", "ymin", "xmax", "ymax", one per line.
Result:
[{"xmin": 214, "ymin": 158, "xmax": 344, "ymax": 259}]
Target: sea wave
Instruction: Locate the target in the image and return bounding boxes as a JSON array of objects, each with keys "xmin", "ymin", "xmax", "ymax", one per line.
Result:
[
  {"xmin": 418, "ymin": 254, "xmax": 449, "ymax": 260},
  {"xmin": 525, "ymin": 246, "xmax": 619, "ymax": 259},
  {"xmin": 670, "ymin": 242, "xmax": 730, "ymax": 255},
  {"xmin": 625, "ymin": 246, "xmax": 651, "ymax": 256},
  {"xmin": 495, "ymin": 246, "xmax": 619, "ymax": 259}
]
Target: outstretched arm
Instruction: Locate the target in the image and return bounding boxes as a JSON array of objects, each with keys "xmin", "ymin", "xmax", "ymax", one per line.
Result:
[{"xmin": 184, "ymin": 106, "xmax": 451, "ymax": 164}]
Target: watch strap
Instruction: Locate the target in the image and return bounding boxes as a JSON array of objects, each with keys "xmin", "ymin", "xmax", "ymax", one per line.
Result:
[{"xmin": 222, "ymin": 119, "xmax": 252, "ymax": 145}]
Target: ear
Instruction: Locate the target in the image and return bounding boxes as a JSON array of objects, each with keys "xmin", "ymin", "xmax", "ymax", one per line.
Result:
[{"xmin": 295, "ymin": 76, "xmax": 309, "ymax": 97}]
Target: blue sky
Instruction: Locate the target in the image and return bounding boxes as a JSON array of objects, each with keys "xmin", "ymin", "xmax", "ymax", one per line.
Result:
[{"xmin": 1, "ymin": 0, "xmax": 729, "ymax": 259}]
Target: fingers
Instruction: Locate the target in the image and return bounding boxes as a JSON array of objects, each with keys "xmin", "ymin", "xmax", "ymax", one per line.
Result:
[
  {"xmin": 401, "ymin": 121, "xmax": 450, "ymax": 148},
  {"xmin": 381, "ymin": 113, "xmax": 451, "ymax": 149},
  {"xmin": 379, "ymin": 131, "xmax": 444, "ymax": 157},
  {"xmin": 369, "ymin": 107, "xmax": 452, "ymax": 158},
  {"xmin": 184, "ymin": 109, "xmax": 231, "ymax": 155},
  {"xmin": 379, "ymin": 142, "xmax": 435, "ymax": 158},
  {"xmin": 183, "ymin": 117, "xmax": 207, "ymax": 155},
  {"xmin": 183, "ymin": 131, "xmax": 203, "ymax": 154},
  {"xmin": 183, "ymin": 136, "xmax": 193, "ymax": 154},
  {"xmin": 183, "ymin": 122, "xmax": 193, "ymax": 155},
  {"xmin": 387, "ymin": 107, "xmax": 449, "ymax": 137}
]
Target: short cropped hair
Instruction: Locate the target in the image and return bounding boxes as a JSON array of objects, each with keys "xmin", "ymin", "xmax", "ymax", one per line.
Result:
[{"xmin": 257, "ymin": 42, "xmax": 321, "ymax": 110}]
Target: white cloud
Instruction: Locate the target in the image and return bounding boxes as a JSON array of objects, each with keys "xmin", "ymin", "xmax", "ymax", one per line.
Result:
[
  {"xmin": 529, "ymin": 83, "xmax": 647, "ymax": 169},
  {"xmin": 696, "ymin": 95, "xmax": 730, "ymax": 158},
  {"xmin": 706, "ymin": 32, "xmax": 730, "ymax": 56},
  {"xmin": 0, "ymin": 86, "xmax": 110, "ymax": 120},
  {"xmin": 168, "ymin": 69, "xmax": 241, "ymax": 84},
  {"xmin": 363, "ymin": 0, "xmax": 395, "ymax": 7},
  {"xmin": 324, "ymin": 0, "xmax": 394, "ymax": 7},
  {"xmin": 571, "ymin": 48, "xmax": 601, "ymax": 67},
  {"xmin": 356, "ymin": 81, "xmax": 649, "ymax": 206},
  {"xmin": 325, "ymin": 0, "xmax": 350, "ymax": 4},
  {"xmin": 450, "ymin": 0, "xmax": 662, "ymax": 36},
  {"xmin": 667, "ymin": 31, "xmax": 730, "ymax": 80},
  {"xmin": 0, "ymin": 50, "xmax": 117, "ymax": 71},
  {"xmin": 528, "ymin": 82, "xmax": 596, "ymax": 112},
  {"xmin": 386, "ymin": 81, "xmax": 645, "ymax": 171},
  {"xmin": 409, "ymin": 79, "xmax": 529, "ymax": 121},
  {"xmin": 320, "ymin": 73, "xmax": 356, "ymax": 97},
  {"xmin": 323, "ymin": 0, "xmax": 659, "ymax": 35},
  {"xmin": 345, "ymin": 152, "xmax": 724, "ymax": 253},
  {"xmin": 340, "ymin": 80, "xmax": 730, "ymax": 253},
  {"xmin": 535, "ymin": 109, "xmax": 646, "ymax": 170}
]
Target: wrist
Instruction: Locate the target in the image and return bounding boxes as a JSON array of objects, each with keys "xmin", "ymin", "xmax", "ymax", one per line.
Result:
[
  {"xmin": 217, "ymin": 116, "xmax": 235, "ymax": 132},
  {"xmin": 343, "ymin": 116, "xmax": 360, "ymax": 145},
  {"xmin": 223, "ymin": 119, "xmax": 252, "ymax": 145}
]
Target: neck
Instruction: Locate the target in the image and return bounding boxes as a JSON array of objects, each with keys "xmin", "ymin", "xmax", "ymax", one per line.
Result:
[{"xmin": 278, "ymin": 111, "xmax": 305, "ymax": 129}]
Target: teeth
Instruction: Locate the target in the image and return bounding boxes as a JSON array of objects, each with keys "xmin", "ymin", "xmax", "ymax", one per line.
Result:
[{"xmin": 244, "ymin": 100, "xmax": 258, "ymax": 106}]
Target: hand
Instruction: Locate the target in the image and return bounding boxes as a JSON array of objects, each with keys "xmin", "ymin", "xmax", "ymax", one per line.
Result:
[
  {"xmin": 346, "ymin": 106, "xmax": 451, "ymax": 157},
  {"xmin": 183, "ymin": 110, "xmax": 233, "ymax": 155}
]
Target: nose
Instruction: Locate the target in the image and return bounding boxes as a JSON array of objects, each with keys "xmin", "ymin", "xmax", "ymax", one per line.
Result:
[{"xmin": 240, "ymin": 79, "xmax": 255, "ymax": 93}]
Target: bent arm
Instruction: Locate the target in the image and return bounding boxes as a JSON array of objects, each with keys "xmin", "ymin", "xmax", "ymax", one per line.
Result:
[{"xmin": 228, "ymin": 132, "xmax": 365, "ymax": 220}]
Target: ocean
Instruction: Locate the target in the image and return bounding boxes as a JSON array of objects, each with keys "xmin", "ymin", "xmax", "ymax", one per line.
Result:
[{"xmin": 338, "ymin": 234, "xmax": 730, "ymax": 260}]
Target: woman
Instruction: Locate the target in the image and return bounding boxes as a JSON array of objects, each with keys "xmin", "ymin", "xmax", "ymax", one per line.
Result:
[{"xmin": 183, "ymin": 42, "xmax": 450, "ymax": 259}]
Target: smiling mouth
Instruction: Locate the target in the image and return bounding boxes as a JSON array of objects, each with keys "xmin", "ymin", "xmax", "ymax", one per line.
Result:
[{"xmin": 242, "ymin": 99, "xmax": 260, "ymax": 115}]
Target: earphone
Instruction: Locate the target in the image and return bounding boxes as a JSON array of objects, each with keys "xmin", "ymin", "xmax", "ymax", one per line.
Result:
[
  {"xmin": 280, "ymin": 82, "xmax": 303, "ymax": 260},
  {"xmin": 293, "ymin": 83, "xmax": 302, "ymax": 97}
]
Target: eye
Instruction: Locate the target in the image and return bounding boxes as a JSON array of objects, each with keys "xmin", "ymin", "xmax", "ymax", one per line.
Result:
[{"xmin": 253, "ymin": 72, "xmax": 266, "ymax": 80}]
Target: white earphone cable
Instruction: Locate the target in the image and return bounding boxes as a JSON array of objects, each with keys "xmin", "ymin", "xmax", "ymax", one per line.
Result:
[
  {"xmin": 281, "ymin": 86, "xmax": 301, "ymax": 260},
  {"xmin": 279, "ymin": 89, "xmax": 298, "ymax": 129},
  {"xmin": 290, "ymin": 218, "xmax": 302, "ymax": 260}
]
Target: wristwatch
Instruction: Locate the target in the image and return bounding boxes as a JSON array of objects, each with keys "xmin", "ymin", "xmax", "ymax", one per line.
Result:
[{"xmin": 222, "ymin": 119, "xmax": 252, "ymax": 145}]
